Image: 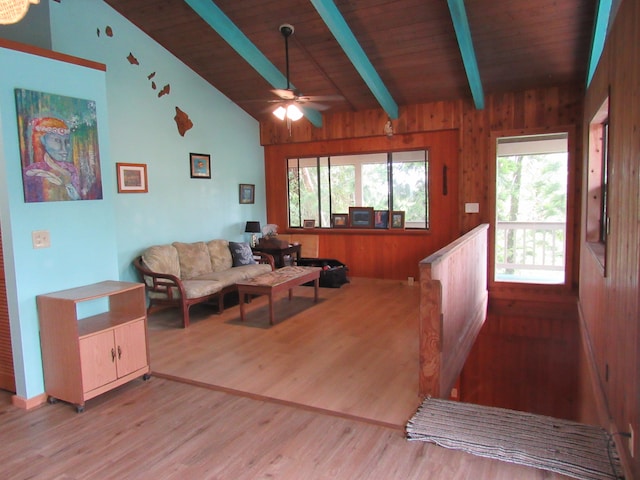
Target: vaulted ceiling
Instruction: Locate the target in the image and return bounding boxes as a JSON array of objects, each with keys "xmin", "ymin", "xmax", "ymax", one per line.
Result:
[{"xmin": 104, "ymin": 0, "xmax": 599, "ymax": 126}]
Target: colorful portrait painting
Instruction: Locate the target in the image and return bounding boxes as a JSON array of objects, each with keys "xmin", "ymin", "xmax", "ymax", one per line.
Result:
[{"xmin": 15, "ymin": 89, "xmax": 103, "ymax": 202}]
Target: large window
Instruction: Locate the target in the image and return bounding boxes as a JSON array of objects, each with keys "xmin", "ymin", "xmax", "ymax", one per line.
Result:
[
  {"xmin": 494, "ymin": 133, "xmax": 569, "ymax": 284},
  {"xmin": 287, "ymin": 150, "xmax": 429, "ymax": 229}
]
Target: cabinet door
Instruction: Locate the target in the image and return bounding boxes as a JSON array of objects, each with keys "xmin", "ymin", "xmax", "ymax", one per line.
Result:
[
  {"xmin": 79, "ymin": 330, "xmax": 118, "ymax": 393},
  {"xmin": 114, "ymin": 320, "xmax": 148, "ymax": 377}
]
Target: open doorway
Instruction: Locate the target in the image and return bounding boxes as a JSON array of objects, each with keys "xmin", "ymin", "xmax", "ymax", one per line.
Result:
[{"xmin": 494, "ymin": 133, "xmax": 569, "ymax": 284}]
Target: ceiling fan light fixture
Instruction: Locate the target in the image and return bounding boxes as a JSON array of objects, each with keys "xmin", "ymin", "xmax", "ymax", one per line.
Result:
[
  {"xmin": 286, "ymin": 104, "xmax": 303, "ymax": 121},
  {"xmin": 0, "ymin": 0, "xmax": 39, "ymax": 25},
  {"xmin": 272, "ymin": 106, "xmax": 287, "ymax": 120}
]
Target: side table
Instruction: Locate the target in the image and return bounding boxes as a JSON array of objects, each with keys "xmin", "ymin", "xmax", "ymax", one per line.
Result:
[{"xmin": 252, "ymin": 244, "xmax": 301, "ymax": 268}]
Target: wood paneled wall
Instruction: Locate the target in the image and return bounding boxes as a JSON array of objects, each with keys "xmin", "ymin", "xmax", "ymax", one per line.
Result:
[
  {"xmin": 261, "ymin": 85, "xmax": 583, "ymax": 283},
  {"xmin": 579, "ymin": 0, "xmax": 639, "ymax": 476},
  {"xmin": 263, "ymin": 130, "xmax": 460, "ymax": 280},
  {"xmin": 419, "ymin": 224, "xmax": 488, "ymax": 398}
]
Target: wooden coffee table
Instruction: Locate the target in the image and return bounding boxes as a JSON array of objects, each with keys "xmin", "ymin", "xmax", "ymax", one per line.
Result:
[{"xmin": 236, "ymin": 266, "xmax": 321, "ymax": 325}]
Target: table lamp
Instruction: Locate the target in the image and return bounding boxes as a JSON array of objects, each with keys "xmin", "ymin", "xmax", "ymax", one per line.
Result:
[{"xmin": 244, "ymin": 221, "xmax": 261, "ymax": 247}]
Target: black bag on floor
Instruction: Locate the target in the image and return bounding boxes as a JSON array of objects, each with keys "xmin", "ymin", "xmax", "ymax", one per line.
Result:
[{"xmin": 297, "ymin": 258, "xmax": 350, "ymax": 288}]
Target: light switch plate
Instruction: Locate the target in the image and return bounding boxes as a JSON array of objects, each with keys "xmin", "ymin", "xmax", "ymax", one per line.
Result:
[
  {"xmin": 32, "ymin": 230, "xmax": 50, "ymax": 249},
  {"xmin": 465, "ymin": 202, "xmax": 480, "ymax": 213}
]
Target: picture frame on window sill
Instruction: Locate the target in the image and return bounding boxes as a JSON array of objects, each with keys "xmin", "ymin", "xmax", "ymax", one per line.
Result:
[
  {"xmin": 390, "ymin": 211, "xmax": 405, "ymax": 229},
  {"xmin": 239, "ymin": 183, "xmax": 255, "ymax": 204},
  {"xmin": 349, "ymin": 207, "xmax": 374, "ymax": 228},
  {"xmin": 331, "ymin": 213, "xmax": 349, "ymax": 228},
  {"xmin": 189, "ymin": 152, "xmax": 211, "ymax": 179},
  {"xmin": 116, "ymin": 162, "xmax": 148, "ymax": 193},
  {"xmin": 303, "ymin": 219, "xmax": 316, "ymax": 229},
  {"xmin": 374, "ymin": 210, "xmax": 389, "ymax": 229}
]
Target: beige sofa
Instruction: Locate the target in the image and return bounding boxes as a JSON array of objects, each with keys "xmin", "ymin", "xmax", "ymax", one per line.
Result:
[{"xmin": 133, "ymin": 239, "xmax": 274, "ymax": 327}]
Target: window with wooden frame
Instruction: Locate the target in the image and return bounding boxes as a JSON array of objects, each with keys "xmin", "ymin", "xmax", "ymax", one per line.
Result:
[
  {"xmin": 586, "ymin": 97, "xmax": 610, "ymax": 273},
  {"xmin": 287, "ymin": 150, "xmax": 429, "ymax": 229}
]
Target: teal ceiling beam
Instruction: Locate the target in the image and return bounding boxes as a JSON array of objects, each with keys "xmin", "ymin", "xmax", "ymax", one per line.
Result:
[
  {"xmin": 183, "ymin": 0, "xmax": 322, "ymax": 127},
  {"xmin": 447, "ymin": 0, "xmax": 484, "ymax": 110},
  {"xmin": 310, "ymin": 0, "xmax": 399, "ymax": 119},
  {"xmin": 586, "ymin": 0, "xmax": 612, "ymax": 87}
]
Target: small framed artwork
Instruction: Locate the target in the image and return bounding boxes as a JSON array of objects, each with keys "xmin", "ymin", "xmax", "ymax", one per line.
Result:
[
  {"xmin": 189, "ymin": 152, "xmax": 211, "ymax": 179},
  {"xmin": 116, "ymin": 162, "xmax": 148, "ymax": 193},
  {"xmin": 349, "ymin": 207, "xmax": 374, "ymax": 228},
  {"xmin": 331, "ymin": 213, "xmax": 349, "ymax": 228},
  {"xmin": 391, "ymin": 211, "xmax": 405, "ymax": 229},
  {"xmin": 303, "ymin": 219, "xmax": 316, "ymax": 229},
  {"xmin": 239, "ymin": 183, "xmax": 255, "ymax": 204},
  {"xmin": 374, "ymin": 210, "xmax": 389, "ymax": 229}
]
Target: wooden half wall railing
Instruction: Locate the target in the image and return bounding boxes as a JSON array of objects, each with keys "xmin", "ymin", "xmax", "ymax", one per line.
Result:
[{"xmin": 418, "ymin": 224, "xmax": 489, "ymax": 398}]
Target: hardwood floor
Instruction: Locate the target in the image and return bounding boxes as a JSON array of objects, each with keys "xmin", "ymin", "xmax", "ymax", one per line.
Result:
[
  {"xmin": 147, "ymin": 277, "xmax": 423, "ymax": 427},
  {"xmin": 0, "ymin": 379, "xmax": 569, "ymax": 479},
  {"xmin": 0, "ymin": 277, "xmax": 576, "ymax": 478}
]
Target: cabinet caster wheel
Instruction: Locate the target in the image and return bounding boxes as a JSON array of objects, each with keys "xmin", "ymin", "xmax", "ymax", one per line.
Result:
[
  {"xmin": 143, "ymin": 373, "xmax": 151, "ymax": 381},
  {"xmin": 75, "ymin": 405, "xmax": 85, "ymax": 413},
  {"xmin": 47, "ymin": 396, "xmax": 58, "ymax": 404}
]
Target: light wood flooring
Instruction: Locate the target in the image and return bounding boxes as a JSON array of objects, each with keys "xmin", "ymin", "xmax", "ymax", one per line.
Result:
[
  {"xmin": 147, "ymin": 277, "xmax": 422, "ymax": 427},
  {"xmin": 0, "ymin": 277, "xmax": 571, "ymax": 479},
  {"xmin": 0, "ymin": 377, "xmax": 569, "ymax": 479}
]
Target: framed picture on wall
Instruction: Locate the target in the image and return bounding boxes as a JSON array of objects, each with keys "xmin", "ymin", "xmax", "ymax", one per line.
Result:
[
  {"xmin": 116, "ymin": 162, "xmax": 148, "ymax": 193},
  {"xmin": 349, "ymin": 207, "xmax": 374, "ymax": 228},
  {"xmin": 189, "ymin": 153, "xmax": 211, "ymax": 179},
  {"xmin": 239, "ymin": 184, "xmax": 255, "ymax": 204}
]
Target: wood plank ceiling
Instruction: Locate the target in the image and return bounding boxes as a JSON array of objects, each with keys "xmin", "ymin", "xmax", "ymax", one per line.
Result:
[{"xmin": 104, "ymin": 0, "xmax": 596, "ymax": 124}]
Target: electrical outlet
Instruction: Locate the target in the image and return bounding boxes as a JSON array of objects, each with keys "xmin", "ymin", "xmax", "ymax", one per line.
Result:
[
  {"xmin": 630, "ymin": 423, "xmax": 635, "ymax": 458},
  {"xmin": 32, "ymin": 230, "xmax": 50, "ymax": 249}
]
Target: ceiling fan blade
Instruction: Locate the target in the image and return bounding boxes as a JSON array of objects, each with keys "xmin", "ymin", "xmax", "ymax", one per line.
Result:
[
  {"xmin": 298, "ymin": 94, "xmax": 345, "ymax": 102},
  {"xmin": 300, "ymin": 101, "xmax": 331, "ymax": 111},
  {"xmin": 271, "ymin": 88, "xmax": 297, "ymax": 100}
]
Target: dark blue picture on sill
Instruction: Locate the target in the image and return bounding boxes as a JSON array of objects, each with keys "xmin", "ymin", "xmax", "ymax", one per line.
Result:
[
  {"xmin": 374, "ymin": 210, "xmax": 389, "ymax": 229},
  {"xmin": 349, "ymin": 207, "xmax": 374, "ymax": 228}
]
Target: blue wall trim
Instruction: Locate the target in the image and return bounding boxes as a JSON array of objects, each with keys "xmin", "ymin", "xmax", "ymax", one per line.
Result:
[
  {"xmin": 310, "ymin": 0, "xmax": 399, "ymax": 119},
  {"xmin": 586, "ymin": 0, "xmax": 612, "ymax": 87},
  {"xmin": 447, "ymin": 0, "xmax": 484, "ymax": 110},
  {"xmin": 184, "ymin": 0, "xmax": 323, "ymax": 127}
]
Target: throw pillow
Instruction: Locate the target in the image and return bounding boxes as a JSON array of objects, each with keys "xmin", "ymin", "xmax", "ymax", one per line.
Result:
[{"xmin": 229, "ymin": 241, "xmax": 256, "ymax": 267}]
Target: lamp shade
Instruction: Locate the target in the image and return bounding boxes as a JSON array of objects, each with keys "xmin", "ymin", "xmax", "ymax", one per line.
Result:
[
  {"xmin": 244, "ymin": 221, "xmax": 261, "ymax": 233},
  {"xmin": 0, "ymin": 0, "xmax": 39, "ymax": 25}
]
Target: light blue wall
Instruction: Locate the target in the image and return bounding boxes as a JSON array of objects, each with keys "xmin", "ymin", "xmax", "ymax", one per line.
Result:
[
  {"xmin": 0, "ymin": 47, "xmax": 116, "ymax": 398},
  {"xmin": 0, "ymin": 0, "xmax": 265, "ymax": 401},
  {"xmin": 49, "ymin": 0, "xmax": 266, "ymax": 282}
]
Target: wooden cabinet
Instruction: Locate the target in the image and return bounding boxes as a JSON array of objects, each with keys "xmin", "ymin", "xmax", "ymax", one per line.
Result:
[{"xmin": 37, "ymin": 281, "xmax": 150, "ymax": 412}]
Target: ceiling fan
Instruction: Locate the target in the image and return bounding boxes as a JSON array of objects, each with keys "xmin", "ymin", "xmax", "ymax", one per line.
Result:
[{"xmin": 269, "ymin": 23, "xmax": 344, "ymax": 122}]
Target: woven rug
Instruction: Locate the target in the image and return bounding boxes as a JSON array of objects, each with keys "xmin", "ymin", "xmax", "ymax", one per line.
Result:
[{"xmin": 406, "ymin": 398, "xmax": 624, "ymax": 480}]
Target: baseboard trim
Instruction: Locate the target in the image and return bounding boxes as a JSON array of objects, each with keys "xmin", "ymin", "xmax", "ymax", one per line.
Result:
[{"xmin": 11, "ymin": 392, "xmax": 47, "ymax": 410}]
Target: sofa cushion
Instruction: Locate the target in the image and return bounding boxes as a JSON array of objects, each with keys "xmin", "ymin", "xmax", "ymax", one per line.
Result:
[
  {"xmin": 207, "ymin": 239, "xmax": 233, "ymax": 272},
  {"xmin": 142, "ymin": 245, "xmax": 180, "ymax": 278},
  {"xmin": 229, "ymin": 241, "xmax": 256, "ymax": 267},
  {"xmin": 196, "ymin": 263, "xmax": 272, "ymax": 287},
  {"xmin": 172, "ymin": 241, "xmax": 212, "ymax": 279}
]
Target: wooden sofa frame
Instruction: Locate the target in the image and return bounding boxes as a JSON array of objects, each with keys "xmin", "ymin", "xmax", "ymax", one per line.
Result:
[{"xmin": 133, "ymin": 252, "xmax": 274, "ymax": 328}]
